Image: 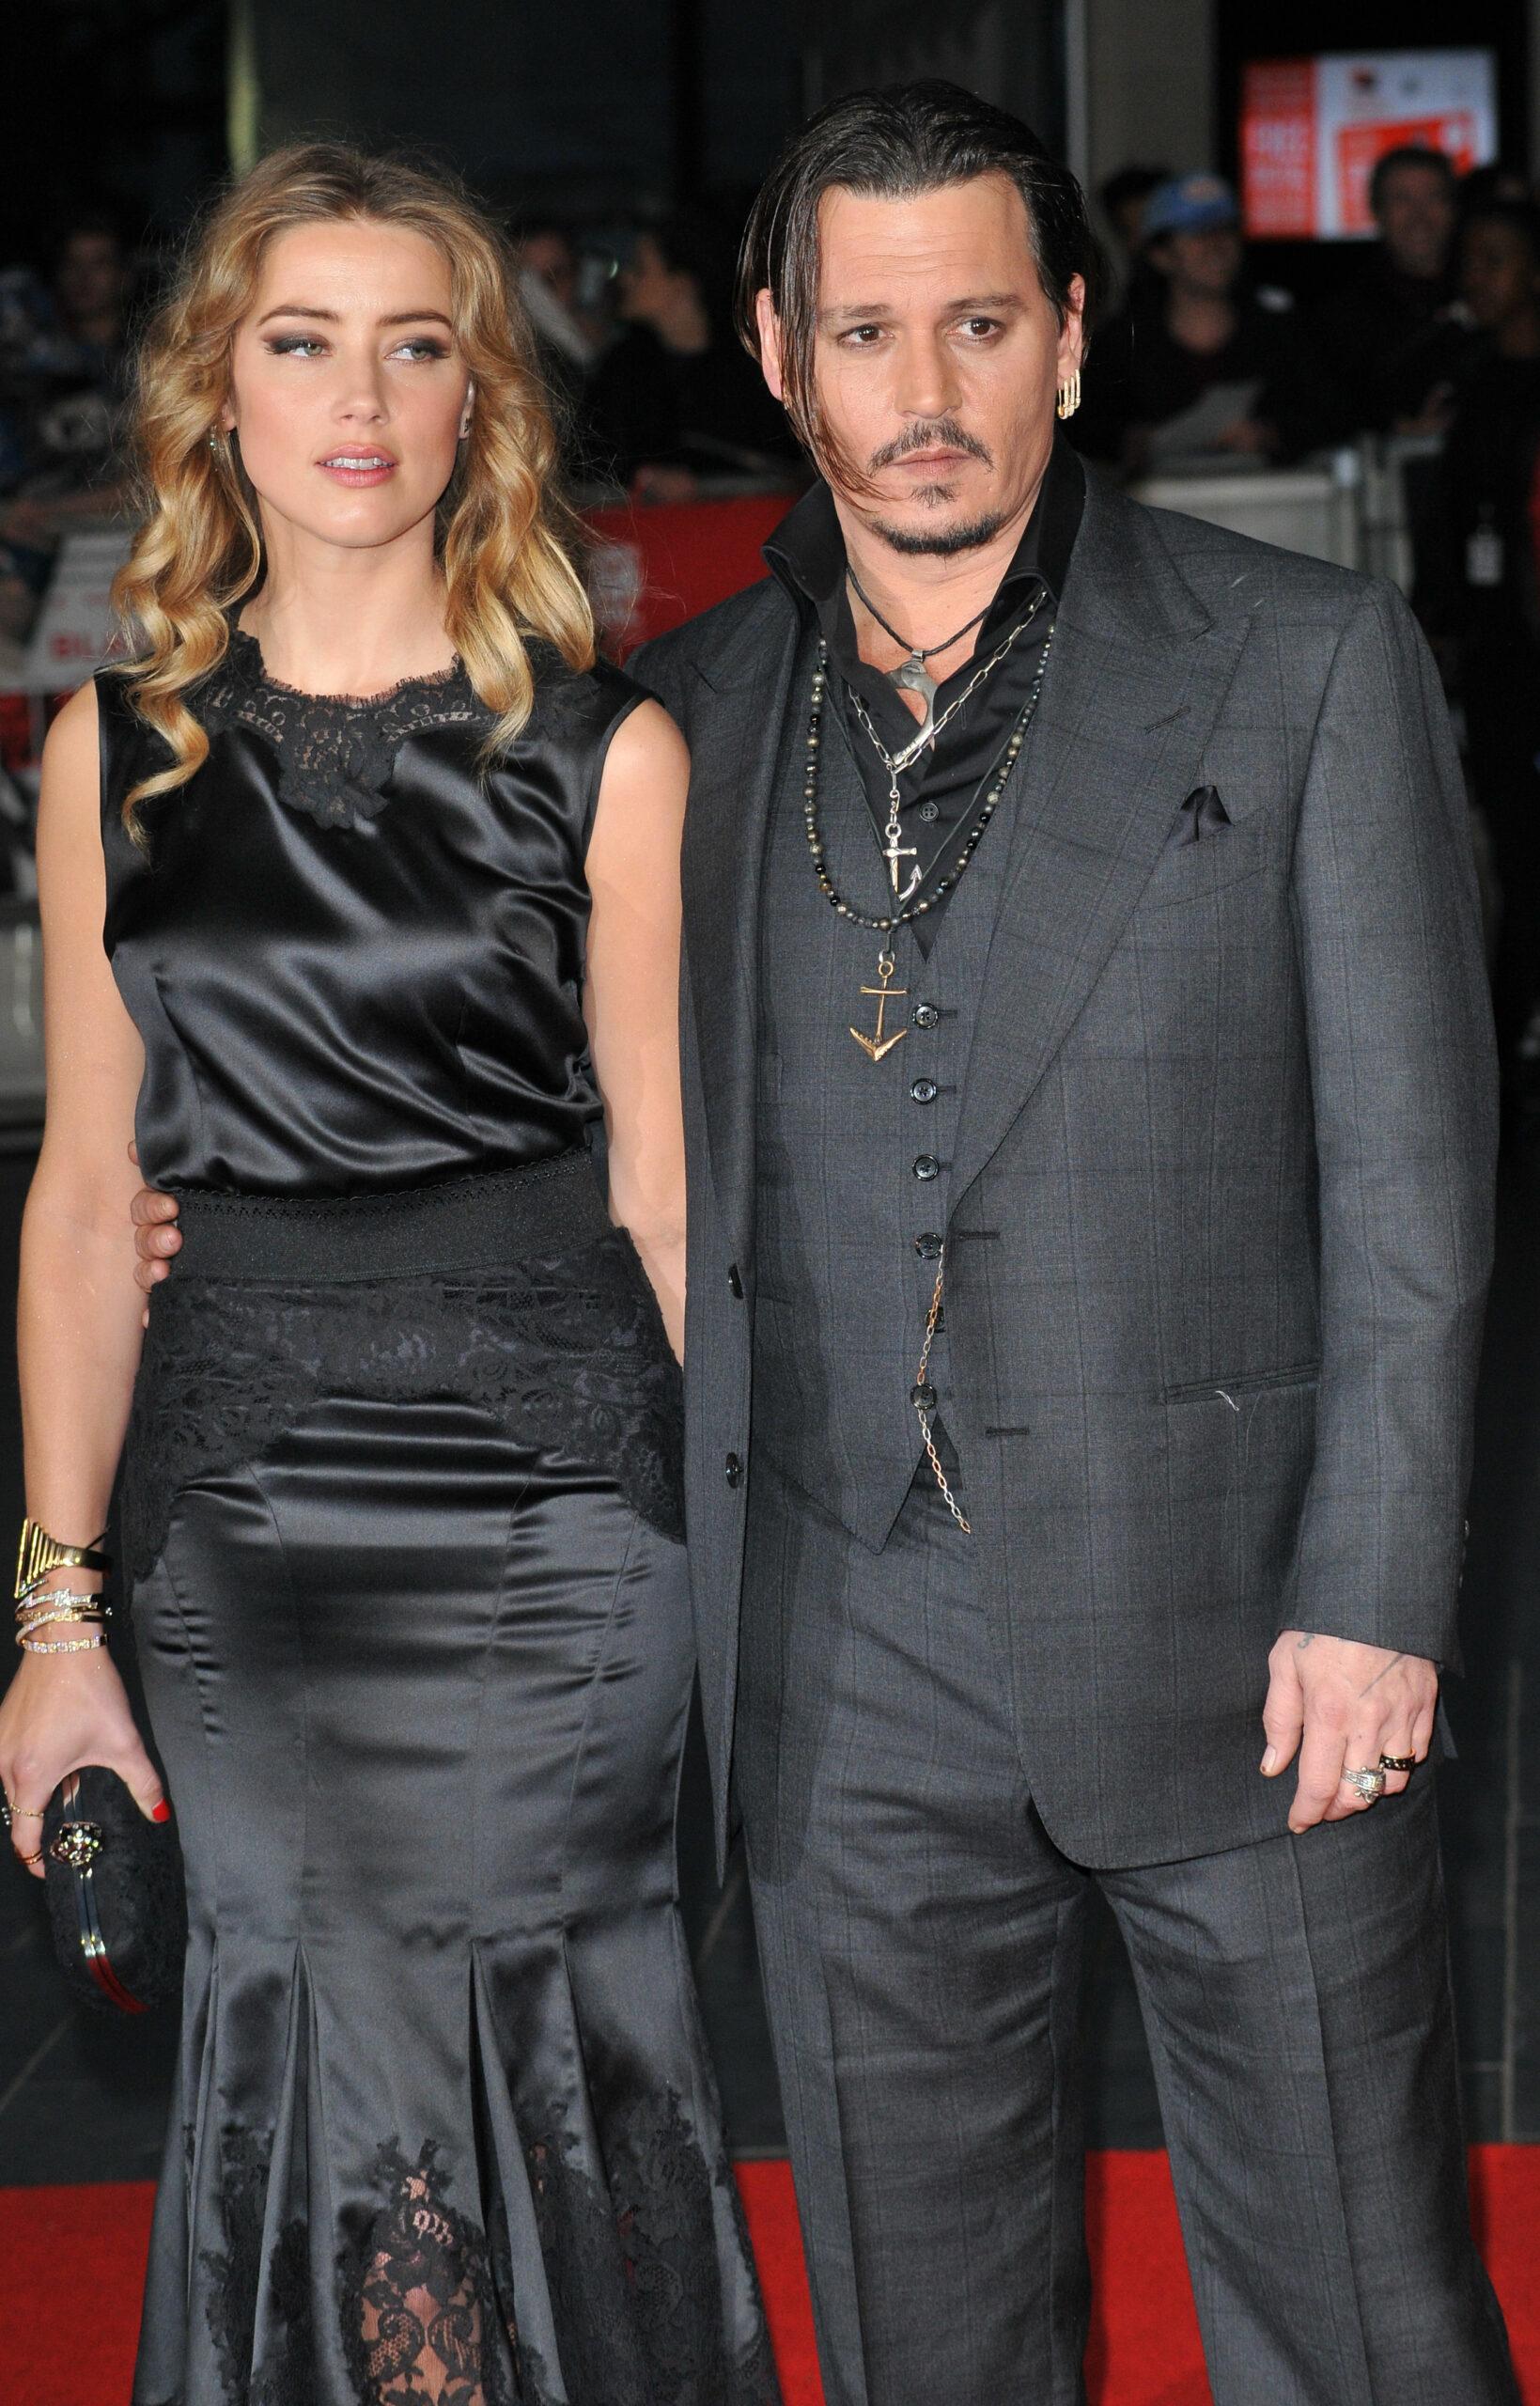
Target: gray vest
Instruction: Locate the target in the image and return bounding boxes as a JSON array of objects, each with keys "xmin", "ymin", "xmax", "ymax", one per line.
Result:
[{"xmin": 751, "ymin": 626, "xmax": 1016, "ymax": 1548}]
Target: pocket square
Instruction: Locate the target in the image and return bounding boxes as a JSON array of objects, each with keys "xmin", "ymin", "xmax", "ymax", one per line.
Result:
[{"xmin": 1175, "ymin": 785, "xmax": 1231, "ymax": 846}]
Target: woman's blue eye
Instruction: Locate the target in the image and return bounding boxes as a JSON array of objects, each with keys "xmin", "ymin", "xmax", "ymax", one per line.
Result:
[
  {"xmin": 392, "ymin": 338, "xmax": 450, "ymax": 361},
  {"xmin": 267, "ymin": 336, "xmax": 327, "ymax": 357}
]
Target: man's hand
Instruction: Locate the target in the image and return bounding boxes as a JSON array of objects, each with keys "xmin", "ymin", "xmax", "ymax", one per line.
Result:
[
  {"xmin": 1261, "ymin": 1631, "xmax": 1438, "ymax": 1834},
  {"xmin": 128, "ymin": 1143, "xmax": 180, "ymax": 1313}
]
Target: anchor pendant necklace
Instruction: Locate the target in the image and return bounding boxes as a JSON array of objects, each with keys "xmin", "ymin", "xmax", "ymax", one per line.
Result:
[
  {"xmin": 800, "ymin": 617, "xmax": 1055, "ymax": 1062},
  {"xmin": 846, "ymin": 563, "xmax": 994, "ymax": 758}
]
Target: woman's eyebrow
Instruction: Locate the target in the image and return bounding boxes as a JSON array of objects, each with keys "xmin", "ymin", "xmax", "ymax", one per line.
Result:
[{"xmin": 255, "ymin": 305, "xmax": 454, "ymax": 329}]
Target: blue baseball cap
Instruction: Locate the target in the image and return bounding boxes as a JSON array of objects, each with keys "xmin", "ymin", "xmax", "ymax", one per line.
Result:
[{"xmin": 1142, "ymin": 173, "xmax": 1239, "ymax": 241}]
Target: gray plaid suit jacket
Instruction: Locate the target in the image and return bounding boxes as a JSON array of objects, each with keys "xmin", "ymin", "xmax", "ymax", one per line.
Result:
[{"xmin": 632, "ymin": 468, "xmax": 1498, "ymax": 1874}]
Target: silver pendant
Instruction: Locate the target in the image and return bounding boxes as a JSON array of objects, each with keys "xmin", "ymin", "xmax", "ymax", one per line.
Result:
[{"xmin": 890, "ymin": 655, "xmax": 939, "ymax": 759}]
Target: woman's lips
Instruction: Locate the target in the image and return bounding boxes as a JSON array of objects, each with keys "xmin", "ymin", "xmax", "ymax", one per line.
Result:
[{"xmin": 316, "ymin": 452, "xmax": 398, "ymax": 487}]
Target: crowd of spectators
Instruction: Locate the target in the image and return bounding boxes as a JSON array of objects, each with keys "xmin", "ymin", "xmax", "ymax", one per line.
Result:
[
  {"xmin": 0, "ymin": 210, "xmax": 137, "ymax": 649},
  {"xmin": 1077, "ymin": 144, "xmax": 1540, "ymax": 1084}
]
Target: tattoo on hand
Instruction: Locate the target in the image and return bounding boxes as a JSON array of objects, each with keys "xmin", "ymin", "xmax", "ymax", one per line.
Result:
[{"xmin": 1360, "ymin": 1652, "xmax": 1406, "ymax": 1696}]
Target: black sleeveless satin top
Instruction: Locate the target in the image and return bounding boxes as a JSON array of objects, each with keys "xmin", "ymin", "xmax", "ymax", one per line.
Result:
[{"xmin": 96, "ymin": 632, "xmax": 645, "ymax": 1195}]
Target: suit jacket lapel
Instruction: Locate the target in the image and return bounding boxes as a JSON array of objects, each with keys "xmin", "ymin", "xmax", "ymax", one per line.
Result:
[
  {"xmin": 680, "ymin": 588, "xmax": 802, "ymax": 1264},
  {"xmin": 950, "ymin": 477, "xmax": 1252, "ymax": 1205}
]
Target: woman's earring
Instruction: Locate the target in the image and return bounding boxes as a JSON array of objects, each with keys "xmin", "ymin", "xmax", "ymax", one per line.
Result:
[
  {"xmin": 1056, "ymin": 369, "xmax": 1081, "ymax": 422},
  {"xmin": 208, "ymin": 429, "xmax": 220, "ymax": 451}
]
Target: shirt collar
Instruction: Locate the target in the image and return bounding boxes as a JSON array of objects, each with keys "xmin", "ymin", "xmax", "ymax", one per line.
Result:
[{"xmin": 764, "ymin": 430, "xmax": 1084, "ymax": 656}]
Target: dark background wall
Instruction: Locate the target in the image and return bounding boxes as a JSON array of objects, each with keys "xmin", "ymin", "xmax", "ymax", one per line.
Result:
[{"xmin": 0, "ymin": 0, "xmax": 802, "ymax": 266}]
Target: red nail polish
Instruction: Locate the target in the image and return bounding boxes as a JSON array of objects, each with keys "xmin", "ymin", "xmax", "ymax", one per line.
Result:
[{"xmin": 152, "ymin": 1800, "xmax": 172, "ymax": 1823}]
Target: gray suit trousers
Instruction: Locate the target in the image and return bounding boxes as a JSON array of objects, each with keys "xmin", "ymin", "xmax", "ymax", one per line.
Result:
[{"xmin": 738, "ymin": 1459, "xmax": 1517, "ymax": 2406}]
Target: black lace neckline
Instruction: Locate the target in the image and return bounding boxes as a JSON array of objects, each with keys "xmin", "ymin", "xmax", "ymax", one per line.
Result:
[
  {"xmin": 226, "ymin": 626, "xmax": 465, "ymax": 709},
  {"xmin": 200, "ymin": 627, "xmax": 492, "ymax": 830}
]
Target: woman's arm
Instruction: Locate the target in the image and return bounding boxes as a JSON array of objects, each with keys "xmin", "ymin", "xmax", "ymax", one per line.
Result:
[
  {"xmin": 583, "ymin": 697, "xmax": 690, "ymax": 1360},
  {"xmin": 0, "ymin": 680, "xmax": 168, "ymax": 1872}
]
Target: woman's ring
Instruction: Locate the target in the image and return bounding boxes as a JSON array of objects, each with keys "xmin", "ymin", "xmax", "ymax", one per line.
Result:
[{"xmin": 1378, "ymin": 1754, "xmax": 1416, "ymax": 1775}]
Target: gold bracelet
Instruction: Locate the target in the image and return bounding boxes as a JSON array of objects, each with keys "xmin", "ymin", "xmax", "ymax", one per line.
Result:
[
  {"xmin": 15, "ymin": 1588, "xmax": 106, "ymax": 1622},
  {"xmin": 15, "ymin": 1604, "xmax": 110, "ymax": 1645},
  {"xmin": 18, "ymin": 1631, "xmax": 105, "ymax": 1655},
  {"xmin": 15, "ymin": 1519, "xmax": 110, "ymax": 1603}
]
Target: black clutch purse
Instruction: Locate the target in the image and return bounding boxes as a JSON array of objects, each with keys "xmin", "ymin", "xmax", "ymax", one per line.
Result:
[{"xmin": 40, "ymin": 1765, "xmax": 187, "ymax": 2013}]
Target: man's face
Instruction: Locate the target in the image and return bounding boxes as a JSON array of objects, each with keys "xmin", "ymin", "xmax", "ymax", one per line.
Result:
[
  {"xmin": 758, "ymin": 173, "xmax": 1082, "ymax": 557},
  {"xmin": 1375, "ymin": 163, "xmax": 1455, "ymax": 281}
]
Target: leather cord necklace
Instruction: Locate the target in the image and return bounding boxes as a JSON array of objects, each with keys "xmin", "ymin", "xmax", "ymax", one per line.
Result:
[{"xmin": 845, "ymin": 564, "xmax": 994, "ymax": 752}]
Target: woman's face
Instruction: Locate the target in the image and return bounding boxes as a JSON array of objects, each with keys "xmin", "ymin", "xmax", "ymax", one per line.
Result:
[{"xmin": 223, "ymin": 220, "xmax": 472, "ymax": 555}]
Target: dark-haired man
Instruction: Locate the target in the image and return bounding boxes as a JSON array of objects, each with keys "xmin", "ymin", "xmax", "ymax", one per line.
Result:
[
  {"xmin": 1314, "ymin": 143, "xmax": 1473, "ymax": 433},
  {"xmin": 132, "ymin": 83, "xmax": 1517, "ymax": 2406}
]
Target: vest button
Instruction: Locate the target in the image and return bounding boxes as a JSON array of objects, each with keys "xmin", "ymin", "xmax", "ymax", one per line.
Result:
[
  {"xmin": 913, "ymin": 1154, "xmax": 940, "ymax": 1180},
  {"xmin": 724, "ymin": 1452, "xmax": 744, "ymax": 1488},
  {"xmin": 913, "ymin": 1002, "xmax": 940, "ymax": 1029},
  {"xmin": 918, "ymin": 801, "xmax": 939, "ymax": 822},
  {"xmin": 910, "ymin": 1077, "xmax": 938, "ymax": 1104},
  {"xmin": 911, "ymin": 1382, "xmax": 938, "ymax": 1409},
  {"xmin": 914, "ymin": 1231, "xmax": 943, "ymax": 1258},
  {"xmin": 726, "ymin": 1262, "xmax": 743, "ymax": 1298}
]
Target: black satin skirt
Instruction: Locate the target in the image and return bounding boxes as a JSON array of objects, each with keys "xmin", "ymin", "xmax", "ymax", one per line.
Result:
[{"xmin": 122, "ymin": 1163, "xmax": 779, "ymax": 2406}]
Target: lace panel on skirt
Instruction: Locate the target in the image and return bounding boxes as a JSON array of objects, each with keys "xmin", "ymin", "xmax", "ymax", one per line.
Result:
[
  {"xmin": 191, "ymin": 2110, "xmax": 780, "ymax": 2406},
  {"xmin": 122, "ymin": 1228, "xmax": 685, "ymax": 1585}
]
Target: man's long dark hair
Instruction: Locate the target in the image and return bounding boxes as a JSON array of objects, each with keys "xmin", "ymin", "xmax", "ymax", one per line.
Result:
[{"xmin": 736, "ymin": 80, "xmax": 1100, "ymax": 486}]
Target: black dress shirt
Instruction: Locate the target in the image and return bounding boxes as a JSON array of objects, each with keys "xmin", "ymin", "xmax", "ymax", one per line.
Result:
[{"xmin": 764, "ymin": 436, "xmax": 1084, "ymax": 947}]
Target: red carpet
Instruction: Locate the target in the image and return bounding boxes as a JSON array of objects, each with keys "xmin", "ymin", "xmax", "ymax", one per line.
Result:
[{"xmin": 3, "ymin": 2148, "xmax": 1535, "ymax": 2404}]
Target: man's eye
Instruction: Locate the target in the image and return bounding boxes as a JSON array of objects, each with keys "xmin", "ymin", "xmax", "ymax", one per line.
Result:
[
  {"xmin": 841, "ymin": 325, "xmax": 884, "ymax": 347},
  {"xmin": 959, "ymin": 318, "xmax": 1001, "ymax": 339}
]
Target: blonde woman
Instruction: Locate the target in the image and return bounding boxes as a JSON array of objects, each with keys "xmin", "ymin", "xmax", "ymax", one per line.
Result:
[{"xmin": 0, "ymin": 146, "xmax": 779, "ymax": 2406}]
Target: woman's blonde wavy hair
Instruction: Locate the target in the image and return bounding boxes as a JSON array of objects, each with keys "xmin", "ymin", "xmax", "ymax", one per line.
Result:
[{"xmin": 112, "ymin": 141, "xmax": 596, "ymax": 836}]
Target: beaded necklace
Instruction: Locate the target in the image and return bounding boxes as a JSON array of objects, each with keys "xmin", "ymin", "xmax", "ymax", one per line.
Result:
[{"xmin": 797, "ymin": 616, "xmax": 1056, "ymax": 1531}]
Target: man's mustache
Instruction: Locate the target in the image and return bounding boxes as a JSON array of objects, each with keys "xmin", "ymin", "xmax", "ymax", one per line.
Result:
[{"xmin": 868, "ymin": 419, "xmax": 992, "ymax": 473}]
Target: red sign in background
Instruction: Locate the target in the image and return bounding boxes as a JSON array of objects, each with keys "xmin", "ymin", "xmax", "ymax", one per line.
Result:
[
  {"xmin": 585, "ymin": 493, "xmax": 790, "ymax": 657},
  {"xmin": 1241, "ymin": 60, "xmax": 1317, "ymax": 239}
]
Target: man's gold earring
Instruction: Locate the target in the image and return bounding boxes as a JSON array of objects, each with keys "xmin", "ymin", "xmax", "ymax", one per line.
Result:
[{"xmin": 1056, "ymin": 369, "xmax": 1081, "ymax": 422}]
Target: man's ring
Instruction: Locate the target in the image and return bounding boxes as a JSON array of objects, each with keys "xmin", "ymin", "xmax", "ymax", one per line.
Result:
[
  {"xmin": 1343, "ymin": 1767, "xmax": 1387, "ymax": 1802},
  {"xmin": 1378, "ymin": 1753, "xmax": 1416, "ymax": 1775}
]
